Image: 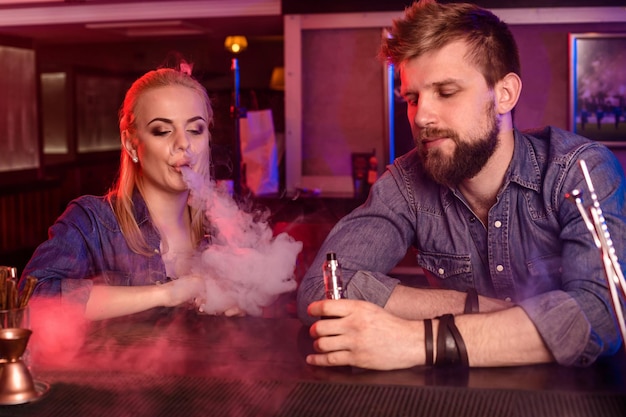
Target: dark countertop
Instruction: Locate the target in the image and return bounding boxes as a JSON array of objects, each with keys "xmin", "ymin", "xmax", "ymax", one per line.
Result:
[{"xmin": 2, "ymin": 309, "xmax": 625, "ymax": 417}]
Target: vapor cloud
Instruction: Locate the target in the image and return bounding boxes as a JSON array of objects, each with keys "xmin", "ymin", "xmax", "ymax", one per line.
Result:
[{"xmin": 182, "ymin": 168, "xmax": 302, "ymax": 316}]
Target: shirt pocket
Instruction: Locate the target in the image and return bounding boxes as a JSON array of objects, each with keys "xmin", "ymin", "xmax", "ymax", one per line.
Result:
[
  {"xmin": 417, "ymin": 250, "xmax": 472, "ymax": 287},
  {"xmin": 526, "ymin": 254, "xmax": 562, "ymax": 277},
  {"xmin": 523, "ymin": 254, "xmax": 562, "ymax": 295}
]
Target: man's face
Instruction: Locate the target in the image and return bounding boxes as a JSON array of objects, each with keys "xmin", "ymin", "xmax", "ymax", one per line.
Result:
[{"xmin": 400, "ymin": 40, "xmax": 502, "ymax": 187}]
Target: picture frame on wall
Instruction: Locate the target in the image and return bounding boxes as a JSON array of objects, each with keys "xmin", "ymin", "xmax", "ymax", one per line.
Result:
[{"xmin": 569, "ymin": 33, "xmax": 626, "ymax": 146}]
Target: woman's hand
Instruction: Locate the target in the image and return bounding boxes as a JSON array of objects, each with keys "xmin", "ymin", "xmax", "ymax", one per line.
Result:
[
  {"xmin": 180, "ymin": 275, "xmax": 247, "ymax": 317},
  {"xmin": 222, "ymin": 306, "xmax": 247, "ymax": 317},
  {"xmin": 196, "ymin": 301, "xmax": 246, "ymax": 317},
  {"xmin": 162, "ymin": 275, "xmax": 205, "ymax": 307}
]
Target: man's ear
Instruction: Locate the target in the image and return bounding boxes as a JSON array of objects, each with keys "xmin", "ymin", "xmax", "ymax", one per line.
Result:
[{"xmin": 495, "ymin": 72, "xmax": 522, "ymax": 115}]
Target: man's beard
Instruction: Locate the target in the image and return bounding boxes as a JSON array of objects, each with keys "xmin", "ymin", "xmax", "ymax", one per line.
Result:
[{"xmin": 416, "ymin": 103, "xmax": 500, "ymax": 187}]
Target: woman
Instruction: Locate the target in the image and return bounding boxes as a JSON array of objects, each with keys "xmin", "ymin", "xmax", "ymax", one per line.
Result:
[{"xmin": 21, "ymin": 62, "xmax": 215, "ymax": 320}]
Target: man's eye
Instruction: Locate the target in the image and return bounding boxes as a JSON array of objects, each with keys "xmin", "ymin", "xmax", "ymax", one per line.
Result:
[
  {"xmin": 403, "ymin": 96, "xmax": 417, "ymax": 106},
  {"xmin": 439, "ymin": 90, "xmax": 456, "ymax": 98}
]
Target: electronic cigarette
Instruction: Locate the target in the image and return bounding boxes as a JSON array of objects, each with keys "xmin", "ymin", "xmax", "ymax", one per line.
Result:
[{"xmin": 323, "ymin": 252, "xmax": 345, "ymax": 300}]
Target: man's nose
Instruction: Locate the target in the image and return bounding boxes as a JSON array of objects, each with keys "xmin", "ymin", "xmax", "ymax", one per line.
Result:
[{"xmin": 413, "ymin": 96, "xmax": 437, "ymax": 128}]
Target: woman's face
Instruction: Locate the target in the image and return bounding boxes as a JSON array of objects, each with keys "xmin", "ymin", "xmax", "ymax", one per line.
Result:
[{"xmin": 128, "ymin": 84, "xmax": 210, "ymax": 195}]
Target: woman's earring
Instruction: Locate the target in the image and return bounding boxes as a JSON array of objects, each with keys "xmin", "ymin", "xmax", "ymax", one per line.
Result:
[{"xmin": 132, "ymin": 156, "xmax": 139, "ymax": 163}]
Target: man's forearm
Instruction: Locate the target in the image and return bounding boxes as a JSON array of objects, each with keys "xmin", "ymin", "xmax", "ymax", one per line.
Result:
[
  {"xmin": 384, "ymin": 284, "xmax": 512, "ymax": 319},
  {"xmin": 385, "ymin": 285, "xmax": 554, "ymax": 366},
  {"xmin": 455, "ymin": 307, "xmax": 554, "ymax": 366}
]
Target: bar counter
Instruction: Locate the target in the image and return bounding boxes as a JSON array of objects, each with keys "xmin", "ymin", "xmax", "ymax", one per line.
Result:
[{"xmin": 1, "ymin": 308, "xmax": 624, "ymax": 417}]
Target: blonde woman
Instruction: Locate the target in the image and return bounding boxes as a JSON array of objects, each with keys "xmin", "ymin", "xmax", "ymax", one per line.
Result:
[{"xmin": 22, "ymin": 62, "xmax": 215, "ymax": 320}]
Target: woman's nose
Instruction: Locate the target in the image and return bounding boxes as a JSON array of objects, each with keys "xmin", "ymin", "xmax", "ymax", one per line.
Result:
[{"xmin": 173, "ymin": 130, "xmax": 190, "ymax": 151}]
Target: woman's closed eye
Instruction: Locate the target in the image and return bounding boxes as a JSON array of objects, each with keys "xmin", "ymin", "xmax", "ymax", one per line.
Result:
[
  {"xmin": 152, "ymin": 129, "xmax": 171, "ymax": 137},
  {"xmin": 187, "ymin": 125, "xmax": 205, "ymax": 136}
]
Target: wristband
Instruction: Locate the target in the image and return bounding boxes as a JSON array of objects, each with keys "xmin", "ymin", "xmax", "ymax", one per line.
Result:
[
  {"xmin": 435, "ymin": 314, "xmax": 469, "ymax": 367},
  {"xmin": 424, "ymin": 319, "xmax": 433, "ymax": 366},
  {"xmin": 464, "ymin": 288, "xmax": 479, "ymax": 314}
]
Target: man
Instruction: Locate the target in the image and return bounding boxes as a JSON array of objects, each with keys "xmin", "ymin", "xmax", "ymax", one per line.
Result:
[{"xmin": 297, "ymin": 0, "xmax": 626, "ymax": 369}]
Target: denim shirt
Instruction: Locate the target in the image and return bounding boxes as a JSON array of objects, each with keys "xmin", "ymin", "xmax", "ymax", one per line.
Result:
[
  {"xmin": 21, "ymin": 191, "xmax": 170, "ymax": 307},
  {"xmin": 297, "ymin": 126, "xmax": 626, "ymax": 366}
]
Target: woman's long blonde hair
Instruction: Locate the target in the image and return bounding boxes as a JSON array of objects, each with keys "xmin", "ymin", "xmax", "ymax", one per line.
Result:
[{"xmin": 108, "ymin": 64, "xmax": 213, "ymax": 256}]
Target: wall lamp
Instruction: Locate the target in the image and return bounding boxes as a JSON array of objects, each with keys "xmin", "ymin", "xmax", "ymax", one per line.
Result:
[{"xmin": 224, "ymin": 35, "xmax": 248, "ymax": 54}]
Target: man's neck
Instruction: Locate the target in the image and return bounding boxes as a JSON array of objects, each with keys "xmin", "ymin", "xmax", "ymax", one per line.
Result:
[{"xmin": 457, "ymin": 129, "xmax": 515, "ymax": 225}]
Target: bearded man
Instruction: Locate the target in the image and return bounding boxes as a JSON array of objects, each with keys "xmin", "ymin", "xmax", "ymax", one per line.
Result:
[{"xmin": 297, "ymin": 0, "xmax": 626, "ymax": 369}]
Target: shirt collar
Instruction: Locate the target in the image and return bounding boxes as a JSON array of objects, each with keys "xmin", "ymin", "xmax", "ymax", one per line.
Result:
[
  {"xmin": 131, "ymin": 188, "xmax": 151, "ymax": 226},
  {"xmin": 504, "ymin": 129, "xmax": 543, "ymax": 193}
]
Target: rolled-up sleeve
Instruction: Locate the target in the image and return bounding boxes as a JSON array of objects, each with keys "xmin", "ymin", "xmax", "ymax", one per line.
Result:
[
  {"xmin": 296, "ymin": 171, "xmax": 415, "ymax": 325},
  {"xmin": 521, "ymin": 145, "xmax": 626, "ymax": 366},
  {"xmin": 518, "ymin": 291, "xmax": 598, "ymax": 366},
  {"xmin": 22, "ymin": 203, "xmax": 96, "ymax": 304}
]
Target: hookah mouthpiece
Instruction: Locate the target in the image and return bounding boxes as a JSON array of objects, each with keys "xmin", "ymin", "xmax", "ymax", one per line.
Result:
[{"xmin": 567, "ymin": 159, "xmax": 626, "ymax": 352}]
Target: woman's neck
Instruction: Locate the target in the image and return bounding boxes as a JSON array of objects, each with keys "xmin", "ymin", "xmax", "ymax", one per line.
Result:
[{"xmin": 142, "ymin": 187, "xmax": 194, "ymax": 255}]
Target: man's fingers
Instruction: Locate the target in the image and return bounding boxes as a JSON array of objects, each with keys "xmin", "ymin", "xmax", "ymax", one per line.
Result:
[
  {"xmin": 307, "ymin": 299, "xmax": 356, "ymax": 318},
  {"xmin": 306, "ymin": 351, "xmax": 352, "ymax": 367},
  {"xmin": 312, "ymin": 332, "xmax": 347, "ymax": 353}
]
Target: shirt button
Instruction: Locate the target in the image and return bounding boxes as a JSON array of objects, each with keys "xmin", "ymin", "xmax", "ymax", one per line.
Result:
[
  {"xmin": 496, "ymin": 264, "xmax": 504, "ymax": 272},
  {"xmin": 438, "ymin": 268, "xmax": 445, "ymax": 275},
  {"xmin": 504, "ymin": 297, "xmax": 512, "ymax": 302},
  {"xmin": 154, "ymin": 248, "xmax": 160, "ymax": 254},
  {"xmin": 494, "ymin": 220, "xmax": 502, "ymax": 228}
]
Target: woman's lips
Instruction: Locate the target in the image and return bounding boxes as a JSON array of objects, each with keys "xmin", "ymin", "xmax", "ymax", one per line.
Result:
[{"xmin": 172, "ymin": 163, "xmax": 191, "ymax": 173}]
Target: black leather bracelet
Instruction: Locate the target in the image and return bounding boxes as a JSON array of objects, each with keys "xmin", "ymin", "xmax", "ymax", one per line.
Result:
[
  {"xmin": 435, "ymin": 314, "xmax": 469, "ymax": 367},
  {"xmin": 424, "ymin": 319, "xmax": 433, "ymax": 366},
  {"xmin": 464, "ymin": 288, "xmax": 479, "ymax": 314}
]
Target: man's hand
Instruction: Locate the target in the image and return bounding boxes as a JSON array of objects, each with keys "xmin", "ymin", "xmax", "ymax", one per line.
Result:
[{"xmin": 306, "ymin": 299, "xmax": 423, "ymax": 370}]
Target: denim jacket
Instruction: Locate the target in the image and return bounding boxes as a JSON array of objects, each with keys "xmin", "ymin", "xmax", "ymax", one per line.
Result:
[
  {"xmin": 21, "ymin": 191, "xmax": 171, "ymax": 307},
  {"xmin": 297, "ymin": 126, "xmax": 626, "ymax": 366}
]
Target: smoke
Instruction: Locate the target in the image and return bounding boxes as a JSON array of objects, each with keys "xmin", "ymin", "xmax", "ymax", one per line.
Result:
[
  {"xmin": 28, "ymin": 297, "xmax": 88, "ymax": 367},
  {"xmin": 182, "ymin": 167, "xmax": 302, "ymax": 316}
]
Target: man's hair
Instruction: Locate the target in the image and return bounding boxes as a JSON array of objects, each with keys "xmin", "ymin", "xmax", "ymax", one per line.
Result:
[{"xmin": 380, "ymin": 0, "xmax": 520, "ymax": 88}]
